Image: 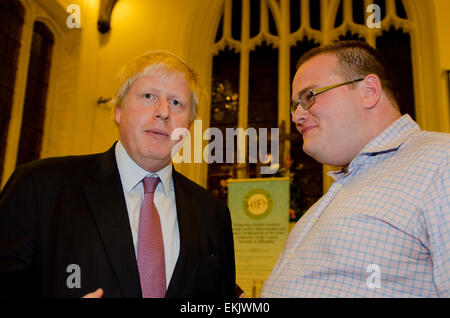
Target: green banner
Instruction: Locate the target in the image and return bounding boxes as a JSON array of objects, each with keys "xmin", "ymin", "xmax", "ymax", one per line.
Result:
[{"xmin": 228, "ymin": 177, "xmax": 289, "ymax": 297}]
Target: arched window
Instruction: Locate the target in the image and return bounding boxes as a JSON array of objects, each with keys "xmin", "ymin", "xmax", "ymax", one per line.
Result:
[
  {"xmin": 16, "ymin": 21, "xmax": 54, "ymax": 166},
  {"xmin": 209, "ymin": 48, "xmax": 240, "ymax": 201},
  {"xmin": 208, "ymin": 0, "xmax": 416, "ymax": 220},
  {"xmin": 0, "ymin": 0, "xmax": 24, "ymax": 181}
]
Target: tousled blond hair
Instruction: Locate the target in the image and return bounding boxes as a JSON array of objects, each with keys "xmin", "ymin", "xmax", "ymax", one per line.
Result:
[{"xmin": 114, "ymin": 51, "xmax": 200, "ymax": 121}]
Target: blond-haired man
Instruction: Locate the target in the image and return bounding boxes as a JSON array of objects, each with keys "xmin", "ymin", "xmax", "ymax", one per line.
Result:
[{"xmin": 0, "ymin": 51, "xmax": 236, "ymax": 298}]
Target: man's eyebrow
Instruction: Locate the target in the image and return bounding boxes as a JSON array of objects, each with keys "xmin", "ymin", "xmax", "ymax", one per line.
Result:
[
  {"xmin": 138, "ymin": 86, "xmax": 160, "ymax": 94},
  {"xmin": 304, "ymin": 84, "xmax": 321, "ymax": 90}
]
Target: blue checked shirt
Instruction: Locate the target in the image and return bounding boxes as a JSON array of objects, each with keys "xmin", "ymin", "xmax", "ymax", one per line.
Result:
[{"xmin": 260, "ymin": 115, "xmax": 450, "ymax": 297}]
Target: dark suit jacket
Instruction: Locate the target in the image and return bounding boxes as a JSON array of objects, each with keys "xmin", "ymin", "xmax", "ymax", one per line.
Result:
[{"xmin": 0, "ymin": 144, "xmax": 235, "ymax": 298}]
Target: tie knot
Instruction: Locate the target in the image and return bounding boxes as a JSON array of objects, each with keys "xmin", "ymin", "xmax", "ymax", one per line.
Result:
[{"xmin": 143, "ymin": 176, "xmax": 160, "ymax": 194}]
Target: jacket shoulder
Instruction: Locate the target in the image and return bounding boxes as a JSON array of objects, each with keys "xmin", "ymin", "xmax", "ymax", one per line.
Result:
[
  {"xmin": 1, "ymin": 152, "xmax": 106, "ymax": 195},
  {"xmin": 21, "ymin": 154, "xmax": 102, "ymax": 181}
]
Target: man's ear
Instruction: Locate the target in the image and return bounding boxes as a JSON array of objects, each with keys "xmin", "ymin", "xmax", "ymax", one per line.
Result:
[
  {"xmin": 114, "ymin": 105, "xmax": 121, "ymax": 126},
  {"xmin": 361, "ymin": 74, "xmax": 382, "ymax": 109}
]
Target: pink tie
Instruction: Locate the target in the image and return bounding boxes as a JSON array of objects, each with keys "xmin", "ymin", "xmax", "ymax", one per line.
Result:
[{"xmin": 137, "ymin": 176, "xmax": 166, "ymax": 298}]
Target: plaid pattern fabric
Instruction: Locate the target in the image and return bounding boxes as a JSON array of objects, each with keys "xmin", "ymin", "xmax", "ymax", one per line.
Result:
[{"xmin": 261, "ymin": 115, "xmax": 450, "ymax": 297}]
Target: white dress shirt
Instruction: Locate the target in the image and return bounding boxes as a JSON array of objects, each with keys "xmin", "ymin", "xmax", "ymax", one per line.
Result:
[{"xmin": 115, "ymin": 141, "xmax": 180, "ymax": 288}]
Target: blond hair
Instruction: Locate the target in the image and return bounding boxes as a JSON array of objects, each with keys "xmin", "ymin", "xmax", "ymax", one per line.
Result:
[{"xmin": 114, "ymin": 50, "xmax": 200, "ymax": 121}]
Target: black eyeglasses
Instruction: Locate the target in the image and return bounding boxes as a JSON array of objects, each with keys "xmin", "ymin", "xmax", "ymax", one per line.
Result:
[{"xmin": 290, "ymin": 78, "xmax": 364, "ymax": 115}]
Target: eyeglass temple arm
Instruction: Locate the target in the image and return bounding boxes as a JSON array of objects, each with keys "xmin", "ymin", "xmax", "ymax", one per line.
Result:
[{"xmin": 312, "ymin": 78, "xmax": 364, "ymax": 95}]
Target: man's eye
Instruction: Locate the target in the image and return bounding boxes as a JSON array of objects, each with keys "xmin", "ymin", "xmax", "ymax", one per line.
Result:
[
  {"xmin": 171, "ymin": 99, "xmax": 182, "ymax": 107},
  {"xmin": 144, "ymin": 93, "xmax": 154, "ymax": 99}
]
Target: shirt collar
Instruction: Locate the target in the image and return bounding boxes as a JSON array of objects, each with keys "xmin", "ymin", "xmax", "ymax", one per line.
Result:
[
  {"xmin": 359, "ymin": 114, "xmax": 420, "ymax": 155},
  {"xmin": 115, "ymin": 140, "xmax": 173, "ymax": 195},
  {"xmin": 328, "ymin": 114, "xmax": 420, "ymax": 181}
]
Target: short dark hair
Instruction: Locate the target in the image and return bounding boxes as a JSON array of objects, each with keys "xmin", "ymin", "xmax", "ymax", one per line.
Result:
[{"xmin": 296, "ymin": 40, "xmax": 398, "ymax": 105}]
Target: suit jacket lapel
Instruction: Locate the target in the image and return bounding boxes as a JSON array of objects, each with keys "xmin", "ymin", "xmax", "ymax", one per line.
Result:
[
  {"xmin": 83, "ymin": 144, "xmax": 142, "ymax": 297},
  {"xmin": 165, "ymin": 169, "xmax": 201, "ymax": 297}
]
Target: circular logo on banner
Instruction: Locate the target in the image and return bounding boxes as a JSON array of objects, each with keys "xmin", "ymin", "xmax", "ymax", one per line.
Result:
[{"xmin": 243, "ymin": 189, "xmax": 273, "ymax": 220}]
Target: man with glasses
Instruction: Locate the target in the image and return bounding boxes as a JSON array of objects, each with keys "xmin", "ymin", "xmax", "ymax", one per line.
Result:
[{"xmin": 260, "ymin": 40, "xmax": 450, "ymax": 297}]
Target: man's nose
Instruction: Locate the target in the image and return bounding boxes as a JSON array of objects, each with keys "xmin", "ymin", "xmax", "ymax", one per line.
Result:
[
  {"xmin": 155, "ymin": 97, "xmax": 169, "ymax": 120},
  {"xmin": 291, "ymin": 105, "xmax": 308, "ymax": 124}
]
